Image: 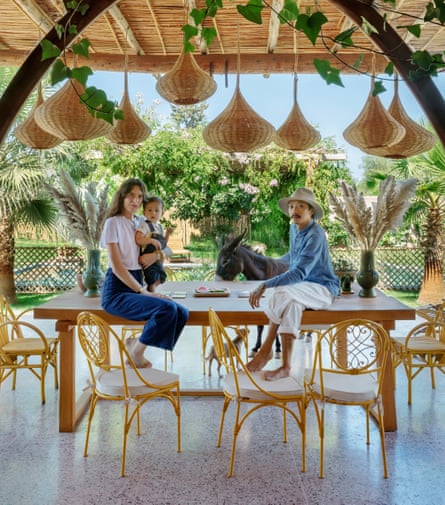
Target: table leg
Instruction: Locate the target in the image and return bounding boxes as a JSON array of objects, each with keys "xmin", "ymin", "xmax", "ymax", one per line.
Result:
[{"xmin": 57, "ymin": 320, "xmax": 76, "ymax": 432}]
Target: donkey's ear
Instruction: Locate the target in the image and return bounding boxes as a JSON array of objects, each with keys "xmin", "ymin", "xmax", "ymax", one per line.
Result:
[{"xmin": 226, "ymin": 230, "xmax": 246, "ymax": 251}]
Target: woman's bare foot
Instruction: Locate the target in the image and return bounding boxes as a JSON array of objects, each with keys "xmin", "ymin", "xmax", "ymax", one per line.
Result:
[
  {"xmin": 247, "ymin": 349, "xmax": 273, "ymax": 372},
  {"xmin": 264, "ymin": 366, "xmax": 291, "ymax": 381},
  {"xmin": 125, "ymin": 338, "xmax": 152, "ymax": 368}
]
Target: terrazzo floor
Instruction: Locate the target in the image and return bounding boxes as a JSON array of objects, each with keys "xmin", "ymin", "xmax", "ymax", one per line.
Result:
[{"xmin": 1, "ymin": 312, "xmax": 445, "ymax": 505}]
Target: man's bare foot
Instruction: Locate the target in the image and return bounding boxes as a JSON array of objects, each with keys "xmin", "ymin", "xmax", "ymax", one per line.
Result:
[
  {"xmin": 247, "ymin": 349, "xmax": 273, "ymax": 372},
  {"xmin": 125, "ymin": 338, "xmax": 152, "ymax": 368},
  {"xmin": 264, "ymin": 366, "xmax": 291, "ymax": 381}
]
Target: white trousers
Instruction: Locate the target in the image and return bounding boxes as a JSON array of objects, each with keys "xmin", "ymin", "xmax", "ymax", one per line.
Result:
[{"xmin": 264, "ymin": 282, "xmax": 335, "ymax": 336}]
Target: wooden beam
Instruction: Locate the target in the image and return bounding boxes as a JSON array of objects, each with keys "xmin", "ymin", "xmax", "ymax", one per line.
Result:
[
  {"xmin": 0, "ymin": 49, "xmax": 390, "ymax": 74},
  {"xmin": 13, "ymin": 0, "xmax": 53, "ymax": 32},
  {"xmin": 108, "ymin": 4, "xmax": 145, "ymax": 55}
]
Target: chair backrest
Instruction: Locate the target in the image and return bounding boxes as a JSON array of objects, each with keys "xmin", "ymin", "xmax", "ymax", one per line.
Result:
[
  {"xmin": 77, "ymin": 311, "xmax": 172, "ymax": 394},
  {"xmin": 416, "ymin": 301, "xmax": 445, "ymax": 324},
  {"xmin": 208, "ymin": 308, "xmax": 230, "ymax": 372},
  {"xmin": 0, "ymin": 295, "xmax": 16, "ymax": 324},
  {"xmin": 0, "ymin": 296, "xmax": 26, "ymax": 342},
  {"xmin": 311, "ymin": 319, "xmax": 390, "ymax": 397}
]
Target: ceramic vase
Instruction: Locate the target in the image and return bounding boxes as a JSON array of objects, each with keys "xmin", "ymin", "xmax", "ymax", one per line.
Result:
[
  {"xmin": 82, "ymin": 249, "xmax": 105, "ymax": 297},
  {"xmin": 356, "ymin": 249, "xmax": 379, "ymax": 298}
]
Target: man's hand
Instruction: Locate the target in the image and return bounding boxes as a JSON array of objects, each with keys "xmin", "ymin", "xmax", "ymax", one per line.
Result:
[{"xmin": 249, "ymin": 283, "xmax": 266, "ymax": 309}]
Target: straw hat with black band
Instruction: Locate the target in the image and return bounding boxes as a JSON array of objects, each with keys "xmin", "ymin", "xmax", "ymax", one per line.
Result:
[{"xmin": 278, "ymin": 188, "xmax": 323, "ymax": 220}]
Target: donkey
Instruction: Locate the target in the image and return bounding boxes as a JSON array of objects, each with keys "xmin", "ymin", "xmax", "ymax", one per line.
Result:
[{"xmin": 215, "ymin": 231, "xmax": 289, "ymax": 355}]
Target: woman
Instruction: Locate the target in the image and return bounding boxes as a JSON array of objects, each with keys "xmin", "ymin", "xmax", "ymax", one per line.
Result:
[{"xmin": 100, "ymin": 178, "xmax": 189, "ymax": 367}]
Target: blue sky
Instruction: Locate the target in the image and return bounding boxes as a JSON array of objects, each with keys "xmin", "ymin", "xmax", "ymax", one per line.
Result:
[{"xmin": 89, "ymin": 69, "xmax": 445, "ymax": 181}]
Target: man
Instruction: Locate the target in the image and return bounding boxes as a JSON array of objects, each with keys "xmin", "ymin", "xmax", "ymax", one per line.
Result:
[{"xmin": 247, "ymin": 187, "xmax": 340, "ymax": 381}]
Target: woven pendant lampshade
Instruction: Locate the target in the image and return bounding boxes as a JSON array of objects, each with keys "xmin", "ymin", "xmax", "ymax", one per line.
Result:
[
  {"xmin": 343, "ymin": 78, "xmax": 406, "ymax": 151},
  {"xmin": 274, "ymin": 75, "xmax": 321, "ymax": 151},
  {"xmin": 106, "ymin": 69, "xmax": 151, "ymax": 145},
  {"xmin": 14, "ymin": 83, "xmax": 62, "ymax": 149},
  {"xmin": 364, "ymin": 79, "xmax": 436, "ymax": 158},
  {"xmin": 203, "ymin": 73, "xmax": 275, "ymax": 153},
  {"xmin": 156, "ymin": 51, "xmax": 217, "ymax": 105},
  {"xmin": 34, "ymin": 79, "xmax": 114, "ymax": 141}
]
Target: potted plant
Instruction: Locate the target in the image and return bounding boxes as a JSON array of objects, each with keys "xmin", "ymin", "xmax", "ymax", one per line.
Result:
[
  {"xmin": 332, "ymin": 258, "xmax": 357, "ymax": 294},
  {"xmin": 329, "ymin": 176, "xmax": 417, "ymax": 297},
  {"xmin": 44, "ymin": 169, "xmax": 109, "ymax": 297}
]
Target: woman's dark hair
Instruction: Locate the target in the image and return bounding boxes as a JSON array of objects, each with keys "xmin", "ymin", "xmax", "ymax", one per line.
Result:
[{"xmin": 106, "ymin": 178, "xmax": 148, "ymax": 218}]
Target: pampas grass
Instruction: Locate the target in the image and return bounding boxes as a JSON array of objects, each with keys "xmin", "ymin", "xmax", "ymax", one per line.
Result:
[
  {"xmin": 329, "ymin": 176, "xmax": 417, "ymax": 250},
  {"xmin": 44, "ymin": 169, "xmax": 109, "ymax": 249}
]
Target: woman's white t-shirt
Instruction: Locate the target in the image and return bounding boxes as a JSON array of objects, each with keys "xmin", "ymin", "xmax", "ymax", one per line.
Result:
[{"xmin": 100, "ymin": 215, "xmax": 142, "ymax": 270}]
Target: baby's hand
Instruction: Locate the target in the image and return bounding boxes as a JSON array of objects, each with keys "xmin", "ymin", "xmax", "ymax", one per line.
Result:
[{"xmin": 149, "ymin": 238, "xmax": 162, "ymax": 250}]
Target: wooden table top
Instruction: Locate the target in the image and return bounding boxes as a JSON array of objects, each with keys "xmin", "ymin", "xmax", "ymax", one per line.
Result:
[{"xmin": 34, "ymin": 280, "xmax": 416, "ymax": 328}]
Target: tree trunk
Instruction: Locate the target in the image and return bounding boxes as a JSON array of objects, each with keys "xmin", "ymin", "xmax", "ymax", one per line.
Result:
[
  {"xmin": 0, "ymin": 217, "xmax": 17, "ymax": 303},
  {"xmin": 417, "ymin": 206, "xmax": 445, "ymax": 305}
]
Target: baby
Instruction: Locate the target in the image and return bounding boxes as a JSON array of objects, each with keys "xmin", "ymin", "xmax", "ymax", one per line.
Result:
[{"xmin": 136, "ymin": 196, "xmax": 173, "ymax": 292}]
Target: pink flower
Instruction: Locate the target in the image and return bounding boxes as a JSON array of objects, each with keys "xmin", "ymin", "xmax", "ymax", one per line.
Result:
[{"xmin": 269, "ymin": 179, "xmax": 278, "ymax": 187}]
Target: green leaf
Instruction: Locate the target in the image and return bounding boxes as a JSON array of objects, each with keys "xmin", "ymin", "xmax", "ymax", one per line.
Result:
[
  {"xmin": 279, "ymin": 0, "xmax": 299, "ymax": 23},
  {"xmin": 78, "ymin": 3, "xmax": 89, "ymax": 16},
  {"xmin": 54, "ymin": 23, "xmax": 64, "ymax": 39},
  {"xmin": 182, "ymin": 24, "xmax": 199, "ymax": 39},
  {"xmin": 66, "ymin": 1, "xmax": 79, "ymax": 9},
  {"xmin": 237, "ymin": 0, "xmax": 263, "ymax": 25},
  {"xmin": 353, "ymin": 54, "xmax": 364, "ymax": 69},
  {"xmin": 296, "ymin": 11, "xmax": 328, "ymax": 46},
  {"xmin": 72, "ymin": 39, "xmax": 91, "ymax": 59},
  {"xmin": 372, "ymin": 80, "xmax": 386, "ymax": 96},
  {"xmin": 40, "ymin": 39, "xmax": 61, "ymax": 61},
  {"xmin": 425, "ymin": 1, "xmax": 445, "ymax": 23},
  {"xmin": 384, "ymin": 61, "xmax": 394, "ymax": 75},
  {"xmin": 398, "ymin": 24, "xmax": 422, "ymax": 38},
  {"xmin": 71, "ymin": 66, "xmax": 93, "ymax": 88},
  {"xmin": 313, "ymin": 59, "xmax": 344, "ymax": 86},
  {"xmin": 184, "ymin": 40, "xmax": 195, "ymax": 54},
  {"xmin": 49, "ymin": 59, "xmax": 70, "ymax": 85},
  {"xmin": 360, "ymin": 16, "xmax": 379, "ymax": 36},
  {"xmin": 190, "ymin": 8, "xmax": 206, "ymax": 26},
  {"xmin": 334, "ymin": 27, "xmax": 357, "ymax": 48},
  {"xmin": 201, "ymin": 27, "xmax": 217, "ymax": 47},
  {"xmin": 68, "ymin": 24, "xmax": 78, "ymax": 35}
]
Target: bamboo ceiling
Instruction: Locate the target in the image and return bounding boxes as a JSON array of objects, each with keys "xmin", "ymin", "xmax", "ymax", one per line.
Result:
[{"xmin": 1, "ymin": 0, "xmax": 444, "ymax": 76}]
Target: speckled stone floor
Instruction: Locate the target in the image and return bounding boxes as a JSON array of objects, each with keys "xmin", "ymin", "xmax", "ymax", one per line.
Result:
[{"xmin": 1, "ymin": 313, "xmax": 444, "ymax": 505}]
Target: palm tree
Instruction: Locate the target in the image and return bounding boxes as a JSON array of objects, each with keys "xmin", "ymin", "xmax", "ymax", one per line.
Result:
[
  {"xmin": 0, "ymin": 140, "xmax": 56, "ymax": 302},
  {"xmin": 365, "ymin": 136, "xmax": 445, "ymax": 304}
]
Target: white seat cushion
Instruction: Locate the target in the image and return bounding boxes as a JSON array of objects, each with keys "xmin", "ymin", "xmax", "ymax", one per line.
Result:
[
  {"xmin": 223, "ymin": 371, "xmax": 304, "ymax": 401},
  {"xmin": 96, "ymin": 368, "xmax": 179, "ymax": 397},
  {"xmin": 307, "ymin": 369, "xmax": 378, "ymax": 403}
]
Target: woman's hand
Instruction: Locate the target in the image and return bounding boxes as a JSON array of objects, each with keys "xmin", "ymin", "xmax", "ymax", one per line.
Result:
[
  {"xmin": 139, "ymin": 287, "xmax": 171, "ymax": 299},
  {"xmin": 139, "ymin": 251, "xmax": 159, "ymax": 269},
  {"xmin": 249, "ymin": 283, "xmax": 266, "ymax": 309}
]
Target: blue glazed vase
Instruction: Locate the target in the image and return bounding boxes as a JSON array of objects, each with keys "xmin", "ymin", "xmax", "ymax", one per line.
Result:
[
  {"xmin": 82, "ymin": 249, "xmax": 105, "ymax": 297},
  {"xmin": 356, "ymin": 249, "xmax": 379, "ymax": 298}
]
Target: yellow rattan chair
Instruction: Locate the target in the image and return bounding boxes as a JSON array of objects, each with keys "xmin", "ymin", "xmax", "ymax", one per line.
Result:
[
  {"xmin": 208, "ymin": 308, "xmax": 306, "ymax": 477},
  {"xmin": 391, "ymin": 314, "xmax": 445, "ymax": 405},
  {"xmin": 77, "ymin": 311, "xmax": 181, "ymax": 477},
  {"xmin": 201, "ymin": 270, "xmax": 249, "ymax": 374},
  {"xmin": 0, "ymin": 295, "xmax": 58, "ymax": 404},
  {"xmin": 305, "ymin": 319, "xmax": 390, "ymax": 479}
]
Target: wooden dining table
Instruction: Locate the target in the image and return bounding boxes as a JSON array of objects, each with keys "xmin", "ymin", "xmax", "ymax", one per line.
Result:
[{"xmin": 34, "ymin": 280, "xmax": 415, "ymax": 433}]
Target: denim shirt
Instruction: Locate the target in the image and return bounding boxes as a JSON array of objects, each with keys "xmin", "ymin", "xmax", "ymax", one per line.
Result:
[{"xmin": 263, "ymin": 220, "xmax": 340, "ymax": 297}]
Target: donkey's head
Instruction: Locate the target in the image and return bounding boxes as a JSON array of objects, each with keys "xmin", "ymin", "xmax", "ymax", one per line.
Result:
[{"xmin": 215, "ymin": 231, "xmax": 247, "ymax": 281}]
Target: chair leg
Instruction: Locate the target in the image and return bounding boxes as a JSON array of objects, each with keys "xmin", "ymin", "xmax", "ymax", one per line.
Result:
[
  {"xmin": 228, "ymin": 402, "xmax": 242, "ymax": 477},
  {"xmin": 217, "ymin": 397, "xmax": 231, "ymax": 447}
]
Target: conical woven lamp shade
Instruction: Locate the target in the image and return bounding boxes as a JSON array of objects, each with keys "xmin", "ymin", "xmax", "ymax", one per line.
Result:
[
  {"xmin": 203, "ymin": 79, "xmax": 275, "ymax": 153},
  {"xmin": 274, "ymin": 76, "xmax": 321, "ymax": 151},
  {"xmin": 343, "ymin": 78, "xmax": 405, "ymax": 151},
  {"xmin": 364, "ymin": 80, "xmax": 436, "ymax": 158},
  {"xmin": 14, "ymin": 83, "xmax": 62, "ymax": 149},
  {"xmin": 106, "ymin": 70, "xmax": 151, "ymax": 145},
  {"xmin": 34, "ymin": 79, "xmax": 114, "ymax": 141},
  {"xmin": 156, "ymin": 51, "xmax": 217, "ymax": 105}
]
